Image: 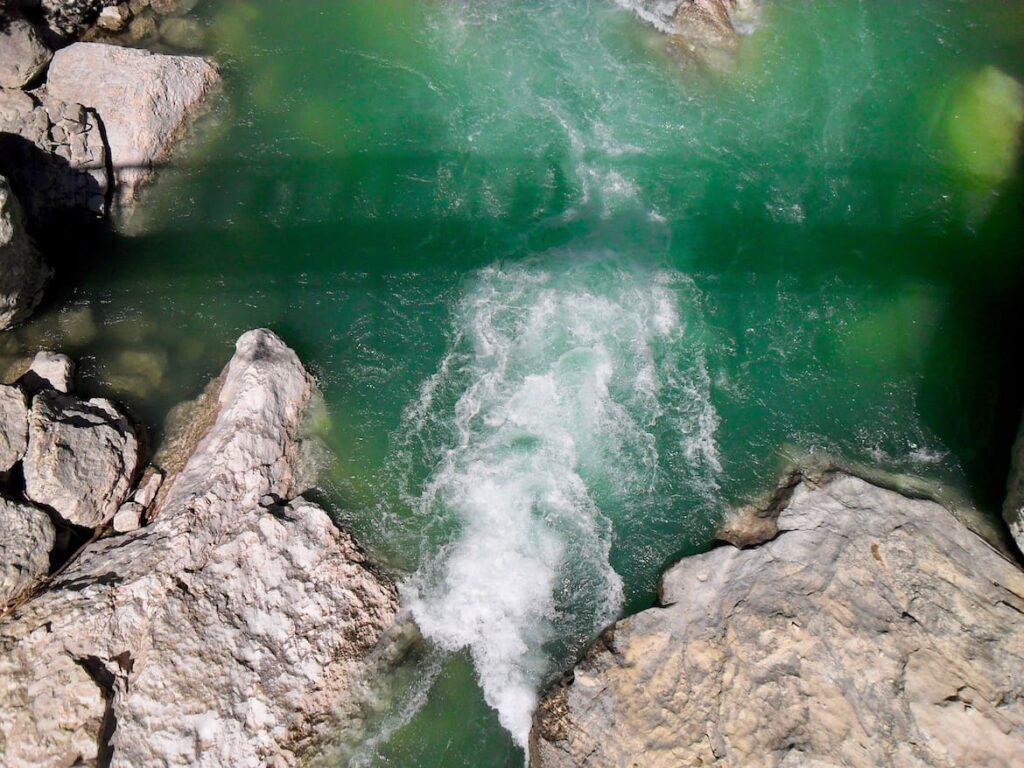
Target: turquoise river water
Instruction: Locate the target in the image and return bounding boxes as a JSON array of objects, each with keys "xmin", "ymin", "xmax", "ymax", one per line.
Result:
[{"xmin": 5, "ymin": 1, "xmax": 1024, "ymax": 765}]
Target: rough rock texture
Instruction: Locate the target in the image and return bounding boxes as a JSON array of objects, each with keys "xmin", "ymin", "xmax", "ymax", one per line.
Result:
[
  {"xmin": 1004, "ymin": 423, "xmax": 1024, "ymax": 554},
  {"xmin": 0, "ymin": 330, "xmax": 399, "ymax": 767},
  {"xmin": 23, "ymin": 350, "xmax": 75, "ymax": 394},
  {"xmin": 23, "ymin": 391, "xmax": 139, "ymax": 528},
  {"xmin": 0, "ymin": 384, "xmax": 29, "ymax": 473},
  {"xmin": 0, "ymin": 18, "xmax": 52, "ymax": 89},
  {"xmin": 532, "ymin": 473, "xmax": 1024, "ymax": 768},
  {"xmin": 45, "ymin": 42, "xmax": 220, "ymax": 205},
  {"xmin": 0, "ymin": 497, "xmax": 55, "ymax": 608},
  {"xmin": 0, "ymin": 174, "xmax": 49, "ymax": 329},
  {"xmin": 0, "ymin": 87, "xmax": 109, "ymax": 220}
]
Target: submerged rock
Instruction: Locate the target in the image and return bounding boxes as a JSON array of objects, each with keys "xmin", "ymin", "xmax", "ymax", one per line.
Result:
[
  {"xmin": 0, "ymin": 497, "xmax": 55, "ymax": 608},
  {"xmin": 45, "ymin": 42, "xmax": 220, "ymax": 206},
  {"xmin": 0, "ymin": 330, "xmax": 399, "ymax": 766},
  {"xmin": 0, "ymin": 176, "xmax": 50, "ymax": 330},
  {"xmin": 23, "ymin": 391, "xmax": 139, "ymax": 528},
  {"xmin": 531, "ymin": 473, "xmax": 1024, "ymax": 767}
]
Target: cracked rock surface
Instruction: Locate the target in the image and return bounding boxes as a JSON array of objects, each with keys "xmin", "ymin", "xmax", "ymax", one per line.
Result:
[
  {"xmin": 0, "ymin": 330, "xmax": 399, "ymax": 767},
  {"xmin": 531, "ymin": 473, "xmax": 1024, "ymax": 768},
  {"xmin": 23, "ymin": 390, "xmax": 139, "ymax": 529}
]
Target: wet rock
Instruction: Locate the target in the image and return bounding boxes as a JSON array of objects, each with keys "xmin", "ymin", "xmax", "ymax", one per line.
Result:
[
  {"xmin": 0, "ymin": 19, "xmax": 53, "ymax": 89},
  {"xmin": 0, "ymin": 384, "xmax": 29, "ymax": 473},
  {"xmin": 158, "ymin": 16, "xmax": 204, "ymax": 50},
  {"xmin": 0, "ymin": 330, "xmax": 399, "ymax": 766},
  {"xmin": 0, "ymin": 88, "xmax": 110, "ymax": 221},
  {"xmin": 0, "ymin": 497, "xmax": 55, "ymax": 608},
  {"xmin": 22, "ymin": 350, "xmax": 75, "ymax": 395},
  {"xmin": 45, "ymin": 42, "xmax": 220, "ymax": 206},
  {"xmin": 23, "ymin": 391, "xmax": 139, "ymax": 528},
  {"xmin": 532, "ymin": 473, "xmax": 1024, "ymax": 768},
  {"xmin": 0, "ymin": 175, "xmax": 50, "ymax": 330}
]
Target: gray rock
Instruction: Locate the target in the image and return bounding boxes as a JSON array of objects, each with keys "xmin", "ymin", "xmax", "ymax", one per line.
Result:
[
  {"xmin": 0, "ymin": 88, "xmax": 109, "ymax": 221},
  {"xmin": 0, "ymin": 175, "xmax": 50, "ymax": 330},
  {"xmin": 45, "ymin": 43, "xmax": 220, "ymax": 206},
  {"xmin": 0, "ymin": 384, "xmax": 29, "ymax": 473},
  {"xmin": 111, "ymin": 500, "xmax": 143, "ymax": 532},
  {"xmin": 0, "ymin": 497, "xmax": 55, "ymax": 609},
  {"xmin": 0, "ymin": 19, "xmax": 53, "ymax": 90},
  {"xmin": 23, "ymin": 391, "xmax": 139, "ymax": 528},
  {"xmin": 0, "ymin": 330, "xmax": 399, "ymax": 766},
  {"xmin": 532, "ymin": 473, "xmax": 1024, "ymax": 768},
  {"xmin": 23, "ymin": 350, "xmax": 75, "ymax": 395}
]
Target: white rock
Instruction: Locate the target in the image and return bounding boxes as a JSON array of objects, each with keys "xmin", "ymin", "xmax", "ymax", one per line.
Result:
[
  {"xmin": 23, "ymin": 391, "xmax": 139, "ymax": 528},
  {"xmin": 23, "ymin": 350, "xmax": 75, "ymax": 394},
  {"xmin": 0, "ymin": 19, "xmax": 52, "ymax": 90},
  {"xmin": 0, "ymin": 330, "xmax": 399, "ymax": 766},
  {"xmin": 0, "ymin": 497, "xmax": 55, "ymax": 608},
  {"xmin": 45, "ymin": 43, "xmax": 220, "ymax": 206},
  {"xmin": 97, "ymin": 4, "xmax": 132, "ymax": 32},
  {"xmin": 112, "ymin": 501, "xmax": 143, "ymax": 533},
  {"xmin": 0, "ymin": 384, "xmax": 29, "ymax": 473},
  {"xmin": 532, "ymin": 473, "xmax": 1024, "ymax": 768},
  {"xmin": 0, "ymin": 176, "xmax": 50, "ymax": 329}
]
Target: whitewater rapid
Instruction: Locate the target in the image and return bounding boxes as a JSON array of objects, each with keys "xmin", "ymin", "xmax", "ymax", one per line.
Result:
[{"xmin": 396, "ymin": 256, "xmax": 721, "ymax": 748}]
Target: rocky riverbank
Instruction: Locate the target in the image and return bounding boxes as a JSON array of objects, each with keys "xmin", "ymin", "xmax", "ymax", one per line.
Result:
[
  {"xmin": 0, "ymin": 329, "xmax": 400, "ymax": 766},
  {"xmin": 531, "ymin": 471, "xmax": 1024, "ymax": 767}
]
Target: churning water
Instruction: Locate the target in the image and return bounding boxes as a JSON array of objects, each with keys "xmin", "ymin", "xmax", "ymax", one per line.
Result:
[{"xmin": 6, "ymin": 1, "xmax": 1024, "ymax": 764}]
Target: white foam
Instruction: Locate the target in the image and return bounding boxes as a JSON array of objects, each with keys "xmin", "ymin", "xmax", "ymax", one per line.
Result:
[{"xmin": 397, "ymin": 257, "xmax": 722, "ymax": 752}]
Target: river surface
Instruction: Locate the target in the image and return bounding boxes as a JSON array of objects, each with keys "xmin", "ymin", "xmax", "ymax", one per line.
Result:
[{"xmin": 5, "ymin": 1, "xmax": 1024, "ymax": 765}]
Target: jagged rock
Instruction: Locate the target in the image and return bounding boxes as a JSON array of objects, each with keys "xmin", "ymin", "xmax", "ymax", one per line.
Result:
[
  {"xmin": 0, "ymin": 384, "xmax": 29, "ymax": 473},
  {"xmin": 0, "ymin": 330, "xmax": 399, "ymax": 766},
  {"xmin": 22, "ymin": 350, "xmax": 75, "ymax": 395},
  {"xmin": 23, "ymin": 391, "xmax": 139, "ymax": 528},
  {"xmin": 531, "ymin": 473, "xmax": 1024, "ymax": 768},
  {"xmin": 0, "ymin": 88, "xmax": 109, "ymax": 220},
  {"xmin": 0, "ymin": 175, "xmax": 50, "ymax": 330},
  {"xmin": 0, "ymin": 18, "xmax": 53, "ymax": 89},
  {"xmin": 0, "ymin": 497, "xmax": 55, "ymax": 608},
  {"xmin": 45, "ymin": 43, "xmax": 220, "ymax": 205}
]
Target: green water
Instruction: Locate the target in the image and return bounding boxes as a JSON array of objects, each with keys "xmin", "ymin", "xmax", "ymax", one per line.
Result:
[{"xmin": 6, "ymin": 0, "xmax": 1024, "ymax": 764}]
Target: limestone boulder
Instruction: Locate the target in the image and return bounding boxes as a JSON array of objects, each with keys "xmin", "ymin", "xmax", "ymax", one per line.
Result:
[
  {"xmin": 0, "ymin": 175, "xmax": 50, "ymax": 330},
  {"xmin": 0, "ymin": 384, "xmax": 29, "ymax": 473},
  {"xmin": 0, "ymin": 497, "xmax": 54, "ymax": 609},
  {"xmin": 0, "ymin": 330, "xmax": 399, "ymax": 766},
  {"xmin": 532, "ymin": 473, "xmax": 1024, "ymax": 768},
  {"xmin": 45, "ymin": 43, "xmax": 220, "ymax": 205},
  {"xmin": 23, "ymin": 391, "xmax": 139, "ymax": 528},
  {"xmin": 0, "ymin": 19, "xmax": 52, "ymax": 89}
]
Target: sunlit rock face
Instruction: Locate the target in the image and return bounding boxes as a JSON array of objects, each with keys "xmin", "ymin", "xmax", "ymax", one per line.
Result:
[{"xmin": 532, "ymin": 473, "xmax": 1024, "ymax": 768}]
